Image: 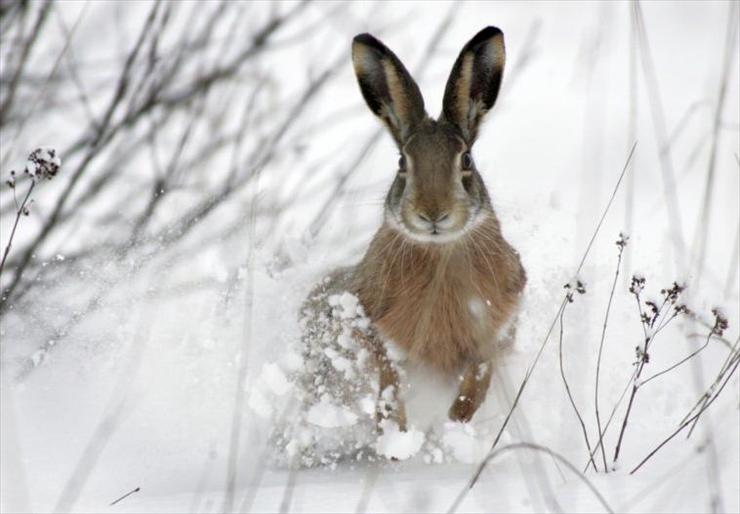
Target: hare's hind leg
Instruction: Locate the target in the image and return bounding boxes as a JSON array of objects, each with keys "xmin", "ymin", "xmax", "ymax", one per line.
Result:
[
  {"xmin": 448, "ymin": 361, "xmax": 492, "ymax": 423},
  {"xmin": 353, "ymin": 328, "xmax": 407, "ymax": 432}
]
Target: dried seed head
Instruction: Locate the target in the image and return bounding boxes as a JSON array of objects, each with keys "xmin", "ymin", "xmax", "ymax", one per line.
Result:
[
  {"xmin": 563, "ymin": 278, "xmax": 587, "ymax": 301},
  {"xmin": 660, "ymin": 282, "xmax": 685, "ymax": 303},
  {"xmin": 711, "ymin": 308, "xmax": 729, "ymax": 336},
  {"xmin": 616, "ymin": 232, "xmax": 629, "ymax": 249},
  {"xmin": 25, "ymin": 147, "xmax": 61, "ymax": 181},
  {"xmin": 629, "ymin": 275, "xmax": 646, "ymax": 295}
]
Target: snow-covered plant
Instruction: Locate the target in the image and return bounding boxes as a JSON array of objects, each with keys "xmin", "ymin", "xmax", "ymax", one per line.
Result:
[{"xmin": 0, "ymin": 147, "xmax": 61, "ymax": 278}]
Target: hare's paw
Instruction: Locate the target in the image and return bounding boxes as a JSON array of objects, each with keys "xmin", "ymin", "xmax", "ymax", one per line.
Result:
[{"xmin": 448, "ymin": 395, "xmax": 477, "ymax": 423}]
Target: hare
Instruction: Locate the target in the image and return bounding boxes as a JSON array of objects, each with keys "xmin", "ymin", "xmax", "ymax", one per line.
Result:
[{"xmin": 299, "ymin": 27, "xmax": 525, "ymax": 443}]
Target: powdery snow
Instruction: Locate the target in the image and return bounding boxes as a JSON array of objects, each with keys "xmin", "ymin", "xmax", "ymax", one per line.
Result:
[
  {"xmin": 375, "ymin": 421, "xmax": 425, "ymax": 460},
  {"xmin": 306, "ymin": 400, "xmax": 359, "ymax": 428}
]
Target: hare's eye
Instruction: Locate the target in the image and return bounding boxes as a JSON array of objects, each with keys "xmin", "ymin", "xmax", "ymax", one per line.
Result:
[
  {"xmin": 398, "ymin": 155, "xmax": 406, "ymax": 170},
  {"xmin": 461, "ymin": 152, "xmax": 474, "ymax": 170}
]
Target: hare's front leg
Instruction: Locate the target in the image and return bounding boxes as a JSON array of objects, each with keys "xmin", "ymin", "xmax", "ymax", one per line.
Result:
[
  {"xmin": 448, "ymin": 361, "xmax": 492, "ymax": 422},
  {"xmin": 376, "ymin": 352, "xmax": 407, "ymax": 432},
  {"xmin": 353, "ymin": 329, "xmax": 407, "ymax": 432}
]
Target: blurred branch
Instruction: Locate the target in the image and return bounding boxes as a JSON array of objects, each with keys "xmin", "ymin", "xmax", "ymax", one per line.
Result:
[
  {"xmin": 690, "ymin": 1, "xmax": 739, "ymax": 281},
  {"xmin": 633, "ymin": 1, "xmax": 685, "ymax": 262},
  {"xmin": 0, "ymin": 1, "xmax": 52, "ymax": 125}
]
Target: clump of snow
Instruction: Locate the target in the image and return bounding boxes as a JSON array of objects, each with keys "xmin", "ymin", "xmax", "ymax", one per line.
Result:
[
  {"xmin": 260, "ymin": 362, "xmax": 291, "ymax": 396},
  {"xmin": 306, "ymin": 398, "xmax": 359, "ymax": 428},
  {"xmin": 248, "ymin": 388, "xmax": 274, "ymax": 419},
  {"xmin": 328, "ymin": 292, "xmax": 363, "ymax": 319},
  {"xmin": 375, "ymin": 420, "xmax": 425, "ymax": 460}
]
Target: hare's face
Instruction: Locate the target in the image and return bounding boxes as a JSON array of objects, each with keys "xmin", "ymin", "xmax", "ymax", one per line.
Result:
[
  {"xmin": 385, "ymin": 121, "xmax": 489, "ymax": 242},
  {"xmin": 352, "ymin": 28, "xmax": 505, "ymax": 244}
]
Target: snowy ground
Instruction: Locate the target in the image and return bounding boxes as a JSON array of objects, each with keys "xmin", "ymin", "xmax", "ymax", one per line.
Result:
[{"xmin": 1, "ymin": 1, "xmax": 738, "ymax": 513}]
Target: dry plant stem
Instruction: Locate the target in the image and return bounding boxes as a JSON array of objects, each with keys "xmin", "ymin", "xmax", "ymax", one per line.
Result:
[
  {"xmin": 612, "ymin": 295, "xmax": 651, "ymax": 465},
  {"xmin": 110, "ymin": 487, "xmax": 140, "ymax": 506},
  {"xmin": 0, "ymin": 2, "xmax": 52, "ymax": 125},
  {"xmin": 691, "ymin": 2, "xmax": 738, "ymax": 278},
  {"xmin": 638, "ymin": 326, "xmax": 715, "ymax": 388},
  {"xmin": 629, "ymin": 355, "xmax": 740, "ymax": 474},
  {"xmin": 462, "ymin": 143, "xmax": 636, "ymax": 492},
  {"xmin": 0, "ymin": 180, "xmax": 35, "ymax": 278},
  {"xmin": 684, "ymin": 337, "xmax": 740, "ymax": 438},
  {"xmin": 613, "ymin": 284, "xmax": 687, "ymax": 465},
  {"xmin": 623, "ymin": 5, "xmax": 638, "ymax": 278},
  {"xmin": 558, "ymin": 303, "xmax": 599, "ymax": 472},
  {"xmin": 633, "ymin": 1, "xmax": 685, "ymax": 258},
  {"xmin": 594, "ymin": 241, "xmax": 625, "ymax": 472},
  {"xmin": 584, "ymin": 367, "xmax": 638, "ymax": 473},
  {"xmin": 447, "ymin": 443, "xmax": 615, "ymax": 514}
]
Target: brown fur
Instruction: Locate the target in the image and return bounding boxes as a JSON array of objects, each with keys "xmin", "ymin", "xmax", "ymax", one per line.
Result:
[{"xmin": 353, "ymin": 214, "xmax": 525, "ymax": 374}]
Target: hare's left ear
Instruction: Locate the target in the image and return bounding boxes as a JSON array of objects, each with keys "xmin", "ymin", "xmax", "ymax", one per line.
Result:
[{"xmin": 441, "ymin": 27, "xmax": 505, "ymax": 144}]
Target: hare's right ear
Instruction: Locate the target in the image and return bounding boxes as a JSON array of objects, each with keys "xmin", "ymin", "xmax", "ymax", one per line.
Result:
[{"xmin": 352, "ymin": 34, "xmax": 426, "ymax": 146}]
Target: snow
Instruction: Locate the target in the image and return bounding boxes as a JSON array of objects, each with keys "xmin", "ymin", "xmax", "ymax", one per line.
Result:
[
  {"xmin": 260, "ymin": 363, "xmax": 291, "ymax": 396},
  {"xmin": 306, "ymin": 400, "xmax": 359, "ymax": 429},
  {"xmin": 441, "ymin": 423, "xmax": 490, "ymax": 464},
  {"xmin": 328, "ymin": 292, "xmax": 364, "ymax": 320},
  {"xmin": 375, "ymin": 421, "xmax": 425, "ymax": 460},
  {"xmin": 1, "ymin": 1, "xmax": 738, "ymax": 513}
]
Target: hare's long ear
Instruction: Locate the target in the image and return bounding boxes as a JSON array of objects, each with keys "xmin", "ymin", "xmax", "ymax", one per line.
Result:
[
  {"xmin": 441, "ymin": 27, "xmax": 505, "ymax": 144},
  {"xmin": 352, "ymin": 33, "xmax": 426, "ymax": 146}
]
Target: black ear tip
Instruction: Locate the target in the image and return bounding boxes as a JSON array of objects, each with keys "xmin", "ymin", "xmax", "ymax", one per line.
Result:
[
  {"xmin": 469, "ymin": 26, "xmax": 504, "ymax": 47},
  {"xmin": 353, "ymin": 33, "xmax": 386, "ymax": 52}
]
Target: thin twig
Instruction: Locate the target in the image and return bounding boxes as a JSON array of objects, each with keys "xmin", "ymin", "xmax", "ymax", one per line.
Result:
[
  {"xmin": 110, "ymin": 487, "xmax": 140, "ymax": 506},
  {"xmin": 633, "ymin": 1, "xmax": 685, "ymax": 262},
  {"xmin": 690, "ymin": 1, "xmax": 739, "ymax": 279},
  {"xmin": 629, "ymin": 356, "xmax": 739, "ymax": 474},
  {"xmin": 594, "ymin": 236, "xmax": 626, "ymax": 472},
  {"xmin": 637, "ymin": 326, "xmax": 715, "ymax": 388},
  {"xmin": 584, "ymin": 367, "xmax": 638, "ymax": 473},
  {"xmin": 558, "ymin": 301, "xmax": 598, "ymax": 472},
  {"xmin": 0, "ymin": 180, "xmax": 34, "ymax": 277}
]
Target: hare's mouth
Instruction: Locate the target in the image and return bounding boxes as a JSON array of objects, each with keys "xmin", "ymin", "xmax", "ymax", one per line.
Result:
[{"xmin": 385, "ymin": 208, "xmax": 486, "ymax": 244}]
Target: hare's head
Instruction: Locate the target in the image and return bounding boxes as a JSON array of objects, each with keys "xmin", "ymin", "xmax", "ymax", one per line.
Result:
[{"xmin": 352, "ymin": 27, "xmax": 505, "ymax": 243}]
